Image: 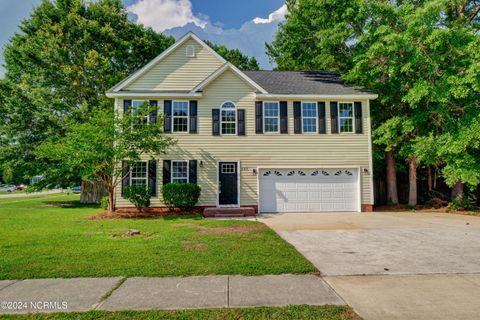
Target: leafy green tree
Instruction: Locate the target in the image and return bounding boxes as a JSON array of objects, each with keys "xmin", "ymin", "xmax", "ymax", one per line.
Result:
[
  {"xmin": 0, "ymin": 0, "xmax": 174, "ymax": 188},
  {"xmin": 205, "ymin": 40, "xmax": 260, "ymax": 70},
  {"xmin": 268, "ymin": 0, "xmax": 480, "ymax": 205},
  {"xmin": 36, "ymin": 106, "xmax": 175, "ymax": 212}
]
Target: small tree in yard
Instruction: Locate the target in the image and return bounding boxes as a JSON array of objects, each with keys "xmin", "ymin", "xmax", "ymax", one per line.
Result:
[{"xmin": 36, "ymin": 105, "xmax": 175, "ymax": 212}]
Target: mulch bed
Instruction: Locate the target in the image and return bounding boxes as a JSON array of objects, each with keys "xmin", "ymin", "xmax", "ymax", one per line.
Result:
[{"xmin": 86, "ymin": 207, "xmax": 203, "ymax": 220}]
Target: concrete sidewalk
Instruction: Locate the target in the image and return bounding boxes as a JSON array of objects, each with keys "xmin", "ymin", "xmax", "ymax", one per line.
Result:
[{"xmin": 0, "ymin": 275, "xmax": 344, "ymax": 314}]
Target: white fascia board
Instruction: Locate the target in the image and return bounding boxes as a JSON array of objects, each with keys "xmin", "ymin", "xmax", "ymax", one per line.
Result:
[
  {"xmin": 106, "ymin": 92, "xmax": 203, "ymax": 98},
  {"xmin": 108, "ymin": 32, "xmax": 227, "ymax": 93},
  {"xmin": 255, "ymin": 94, "xmax": 379, "ymax": 100},
  {"xmin": 191, "ymin": 62, "xmax": 268, "ymax": 94}
]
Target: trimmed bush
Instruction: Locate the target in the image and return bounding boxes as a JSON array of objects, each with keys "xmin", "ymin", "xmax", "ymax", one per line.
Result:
[
  {"xmin": 162, "ymin": 183, "xmax": 201, "ymax": 212},
  {"xmin": 100, "ymin": 196, "xmax": 109, "ymax": 210},
  {"xmin": 123, "ymin": 185, "xmax": 151, "ymax": 211}
]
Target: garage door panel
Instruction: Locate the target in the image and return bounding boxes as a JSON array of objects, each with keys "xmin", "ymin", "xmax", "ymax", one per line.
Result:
[{"xmin": 259, "ymin": 168, "xmax": 359, "ymax": 213}]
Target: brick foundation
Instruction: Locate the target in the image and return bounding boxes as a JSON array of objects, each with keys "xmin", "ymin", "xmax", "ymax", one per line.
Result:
[{"xmin": 361, "ymin": 204, "xmax": 374, "ymax": 212}]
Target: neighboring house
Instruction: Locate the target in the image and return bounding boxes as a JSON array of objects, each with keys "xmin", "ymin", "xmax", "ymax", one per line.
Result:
[{"xmin": 106, "ymin": 32, "xmax": 378, "ymax": 213}]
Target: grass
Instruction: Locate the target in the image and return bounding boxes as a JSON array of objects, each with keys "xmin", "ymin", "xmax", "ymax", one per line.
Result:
[
  {"xmin": 0, "ymin": 305, "xmax": 361, "ymax": 320},
  {"xmin": 0, "ymin": 194, "xmax": 316, "ymax": 280}
]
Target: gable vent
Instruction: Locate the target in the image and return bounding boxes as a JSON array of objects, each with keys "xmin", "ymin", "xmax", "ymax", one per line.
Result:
[{"xmin": 186, "ymin": 45, "xmax": 196, "ymax": 57}]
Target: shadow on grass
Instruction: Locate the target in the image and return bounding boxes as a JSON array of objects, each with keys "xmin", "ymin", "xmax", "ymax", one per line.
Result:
[
  {"xmin": 44, "ymin": 200, "xmax": 101, "ymax": 209},
  {"xmin": 163, "ymin": 214, "xmax": 203, "ymax": 220}
]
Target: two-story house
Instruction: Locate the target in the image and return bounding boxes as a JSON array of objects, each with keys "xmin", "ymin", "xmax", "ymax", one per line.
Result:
[{"xmin": 106, "ymin": 32, "xmax": 378, "ymax": 213}]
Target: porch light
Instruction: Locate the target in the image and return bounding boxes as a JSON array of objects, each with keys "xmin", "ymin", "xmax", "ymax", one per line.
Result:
[
  {"xmin": 199, "ymin": 160, "xmax": 204, "ymax": 168},
  {"xmin": 253, "ymin": 169, "xmax": 257, "ymax": 175}
]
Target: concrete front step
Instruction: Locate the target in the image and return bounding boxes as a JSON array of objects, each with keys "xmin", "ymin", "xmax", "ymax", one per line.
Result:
[{"xmin": 203, "ymin": 207, "xmax": 256, "ymax": 218}]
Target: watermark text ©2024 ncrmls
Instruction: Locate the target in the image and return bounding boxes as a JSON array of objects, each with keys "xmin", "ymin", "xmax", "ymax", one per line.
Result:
[{"xmin": 1, "ymin": 300, "xmax": 68, "ymax": 311}]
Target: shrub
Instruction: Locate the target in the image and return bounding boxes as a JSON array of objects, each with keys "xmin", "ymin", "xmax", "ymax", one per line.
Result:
[
  {"xmin": 100, "ymin": 196, "xmax": 109, "ymax": 210},
  {"xmin": 162, "ymin": 183, "xmax": 201, "ymax": 212},
  {"xmin": 123, "ymin": 185, "xmax": 151, "ymax": 211}
]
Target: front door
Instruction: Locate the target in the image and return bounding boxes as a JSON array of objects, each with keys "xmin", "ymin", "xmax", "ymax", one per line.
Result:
[{"xmin": 218, "ymin": 162, "xmax": 238, "ymax": 206}]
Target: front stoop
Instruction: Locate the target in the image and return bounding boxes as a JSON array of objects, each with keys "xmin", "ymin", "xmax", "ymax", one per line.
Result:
[{"xmin": 203, "ymin": 207, "xmax": 256, "ymax": 218}]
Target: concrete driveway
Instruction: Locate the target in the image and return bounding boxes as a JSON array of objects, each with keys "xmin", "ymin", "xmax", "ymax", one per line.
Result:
[{"xmin": 260, "ymin": 211, "xmax": 480, "ymax": 320}]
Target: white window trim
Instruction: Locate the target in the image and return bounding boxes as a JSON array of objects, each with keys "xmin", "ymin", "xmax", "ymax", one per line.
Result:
[
  {"xmin": 186, "ymin": 45, "xmax": 196, "ymax": 57},
  {"xmin": 338, "ymin": 102, "xmax": 355, "ymax": 134},
  {"xmin": 301, "ymin": 101, "xmax": 318, "ymax": 134},
  {"xmin": 172, "ymin": 100, "xmax": 190, "ymax": 133},
  {"xmin": 263, "ymin": 101, "xmax": 280, "ymax": 134},
  {"xmin": 171, "ymin": 160, "xmax": 189, "ymax": 183},
  {"xmin": 130, "ymin": 161, "xmax": 148, "ymax": 186},
  {"xmin": 220, "ymin": 101, "xmax": 237, "ymax": 136}
]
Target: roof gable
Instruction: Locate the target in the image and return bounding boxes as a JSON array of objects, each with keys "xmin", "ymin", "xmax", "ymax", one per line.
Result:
[
  {"xmin": 109, "ymin": 32, "xmax": 227, "ymax": 93},
  {"xmin": 191, "ymin": 63, "xmax": 267, "ymax": 94}
]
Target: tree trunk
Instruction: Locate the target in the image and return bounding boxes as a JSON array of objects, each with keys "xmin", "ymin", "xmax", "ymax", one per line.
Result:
[
  {"xmin": 386, "ymin": 150, "xmax": 399, "ymax": 204},
  {"xmin": 108, "ymin": 186, "xmax": 115, "ymax": 213},
  {"xmin": 408, "ymin": 157, "xmax": 418, "ymax": 206},
  {"xmin": 451, "ymin": 181, "xmax": 464, "ymax": 201},
  {"xmin": 80, "ymin": 180, "xmax": 108, "ymax": 204},
  {"xmin": 427, "ymin": 166, "xmax": 433, "ymax": 192}
]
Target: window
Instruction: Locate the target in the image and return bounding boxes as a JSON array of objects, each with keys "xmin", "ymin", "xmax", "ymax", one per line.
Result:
[
  {"xmin": 302, "ymin": 102, "xmax": 317, "ymax": 133},
  {"xmin": 339, "ymin": 103, "xmax": 354, "ymax": 133},
  {"xmin": 221, "ymin": 101, "xmax": 236, "ymax": 135},
  {"xmin": 130, "ymin": 162, "xmax": 148, "ymax": 186},
  {"xmin": 173, "ymin": 101, "xmax": 189, "ymax": 132},
  {"xmin": 172, "ymin": 161, "xmax": 188, "ymax": 183},
  {"xmin": 132, "ymin": 100, "xmax": 149, "ymax": 124},
  {"xmin": 186, "ymin": 45, "xmax": 195, "ymax": 57},
  {"xmin": 263, "ymin": 102, "xmax": 279, "ymax": 133},
  {"xmin": 221, "ymin": 163, "xmax": 236, "ymax": 173}
]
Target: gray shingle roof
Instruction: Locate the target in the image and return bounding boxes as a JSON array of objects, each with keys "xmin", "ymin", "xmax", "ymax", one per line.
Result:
[{"xmin": 242, "ymin": 71, "xmax": 373, "ymax": 96}]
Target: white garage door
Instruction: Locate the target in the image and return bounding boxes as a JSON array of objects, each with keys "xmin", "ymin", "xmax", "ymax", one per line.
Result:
[{"xmin": 259, "ymin": 168, "xmax": 359, "ymax": 213}]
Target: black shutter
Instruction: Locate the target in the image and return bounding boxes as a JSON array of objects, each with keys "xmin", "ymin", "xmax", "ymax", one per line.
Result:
[
  {"xmin": 123, "ymin": 100, "xmax": 132, "ymax": 115},
  {"xmin": 189, "ymin": 101, "xmax": 198, "ymax": 133},
  {"xmin": 149, "ymin": 100, "xmax": 158, "ymax": 124},
  {"xmin": 293, "ymin": 101, "xmax": 301, "ymax": 134},
  {"xmin": 255, "ymin": 101, "xmax": 263, "ymax": 134},
  {"xmin": 354, "ymin": 101, "xmax": 363, "ymax": 134},
  {"xmin": 330, "ymin": 102, "xmax": 339, "ymax": 134},
  {"xmin": 212, "ymin": 109, "xmax": 220, "ymax": 136},
  {"xmin": 318, "ymin": 102, "xmax": 326, "ymax": 134},
  {"xmin": 164, "ymin": 100, "xmax": 172, "ymax": 133},
  {"xmin": 238, "ymin": 109, "xmax": 245, "ymax": 136},
  {"xmin": 121, "ymin": 160, "xmax": 130, "ymax": 197},
  {"xmin": 148, "ymin": 160, "xmax": 157, "ymax": 196},
  {"xmin": 189, "ymin": 160, "xmax": 197, "ymax": 184},
  {"xmin": 163, "ymin": 160, "xmax": 171, "ymax": 185},
  {"xmin": 280, "ymin": 101, "xmax": 288, "ymax": 134}
]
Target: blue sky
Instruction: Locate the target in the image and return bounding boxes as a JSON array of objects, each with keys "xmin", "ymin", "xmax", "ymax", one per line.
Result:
[{"xmin": 0, "ymin": 0, "xmax": 286, "ymax": 77}]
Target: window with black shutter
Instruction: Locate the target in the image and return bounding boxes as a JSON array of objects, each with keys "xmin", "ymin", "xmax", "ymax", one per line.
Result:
[
  {"xmin": 318, "ymin": 102, "xmax": 326, "ymax": 134},
  {"xmin": 237, "ymin": 109, "xmax": 245, "ymax": 136},
  {"xmin": 293, "ymin": 101, "xmax": 301, "ymax": 134},
  {"xmin": 164, "ymin": 100, "xmax": 172, "ymax": 133},
  {"xmin": 149, "ymin": 100, "xmax": 158, "ymax": 124},
  {"xmin": 255, "ymin": 101, "xmax": 263, "ymax": 134},
  {"xmin": 148, "ymin": 160, "xmax": 157, "ymax": 196},
  {"xmin": 280, "ymin": 101, "xmax": 288, "ymax": 134},
  {"xmin": 163, "ymin": 160, "xmax": 171, "ymax": 185},
  {"xmin": 212, "ymin": 109, "xmax": 220, "ymax": 136},
  {"xmin": 189, "ymin": 101, "xmax": 198, "ymax": 133},
  {"xmin": 330, "ymin": 102, "xmax": 339, "ymax": 134},
  {"xmin": 354, "ymin": 101, "xmax": 363, "ymax": 134}
]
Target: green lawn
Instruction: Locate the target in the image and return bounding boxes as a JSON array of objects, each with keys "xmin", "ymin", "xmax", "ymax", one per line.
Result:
[
  {"xmin": 0, "ymin": 305, "xmax": 361, "ymax": 320},
  {"xmin": 0, "ymin": 194, "xmax": 316, "ymax": 280}
]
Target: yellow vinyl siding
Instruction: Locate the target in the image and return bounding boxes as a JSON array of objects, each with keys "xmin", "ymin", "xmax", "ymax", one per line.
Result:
[
  {"xmin": 125, "ymin": 39, "xmax": 223, "ymax": 91},
  {"xmin": 114, "ymin": 69, "xmax": 373, "ymax": 209}
]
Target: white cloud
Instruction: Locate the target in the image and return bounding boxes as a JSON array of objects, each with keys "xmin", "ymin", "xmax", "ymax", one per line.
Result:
[
  {"xmin": 128, "ymin": 0, "xmax": 208, "ymax": 32},
  {"xmin": 253, "ymin": 4, "xmax": 288, "ymax": 24}
]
